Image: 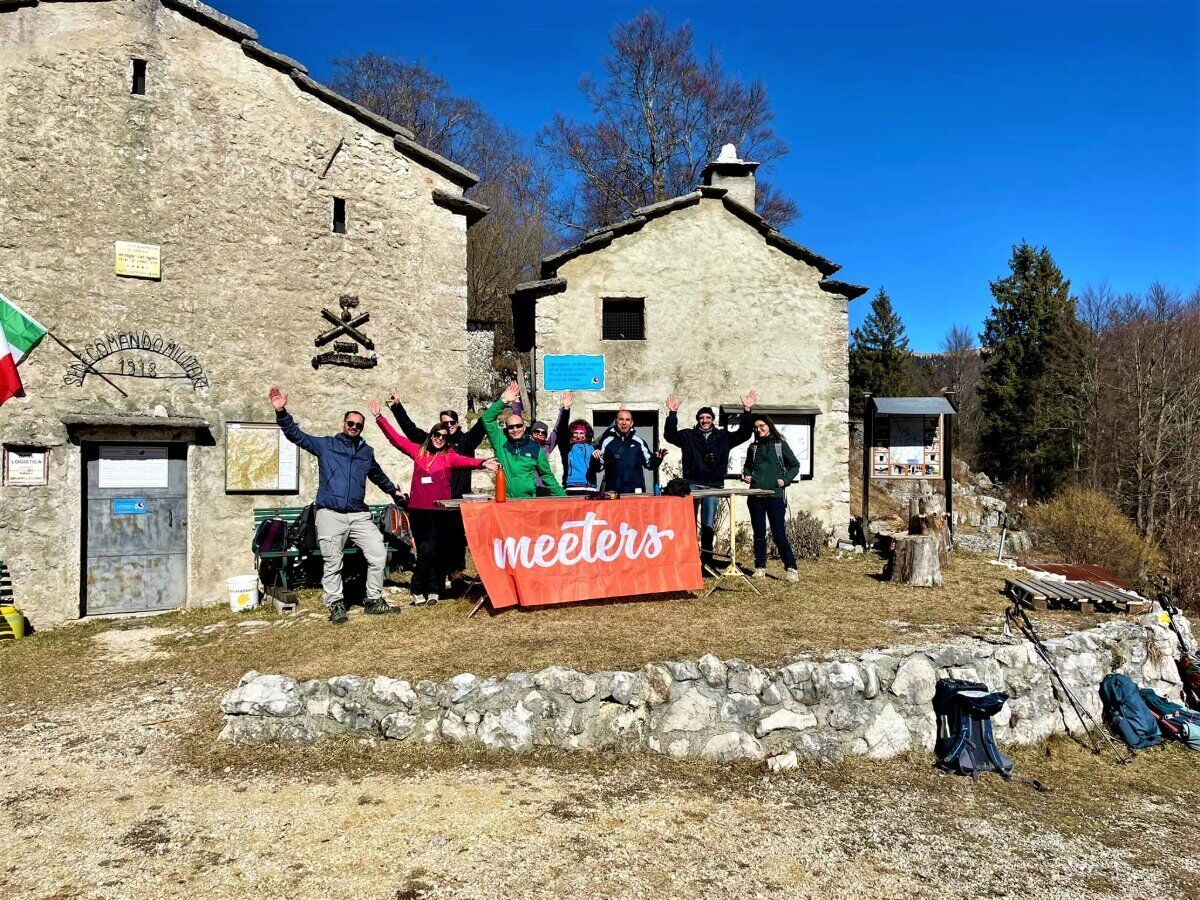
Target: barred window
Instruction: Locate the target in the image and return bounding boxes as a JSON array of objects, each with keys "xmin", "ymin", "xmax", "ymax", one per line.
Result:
[{"xmin": 602, "ymin": 298, "xmax": 645, "ymax": 341}]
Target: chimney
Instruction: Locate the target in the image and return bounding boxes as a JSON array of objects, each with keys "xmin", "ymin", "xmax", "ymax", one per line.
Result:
[{"xmin": 701, "ymin": 143, "xmax": 761, "ymax": 211}]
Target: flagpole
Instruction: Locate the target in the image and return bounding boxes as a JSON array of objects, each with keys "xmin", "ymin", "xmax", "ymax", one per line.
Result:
[{"xmin": 46, "ymin": 331, "xmax": 129, "ymax": 398}]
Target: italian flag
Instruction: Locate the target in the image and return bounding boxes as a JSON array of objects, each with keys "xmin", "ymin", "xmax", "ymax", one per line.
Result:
[{"xmin": 0, "ymin": 294, "xmax": 47, "ymax": 406}]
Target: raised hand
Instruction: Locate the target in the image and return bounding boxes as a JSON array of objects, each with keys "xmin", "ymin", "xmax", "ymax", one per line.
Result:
[
  {"xmin": 388, "ymin": 391, "xmax": 401, "ymax": 406},
  {"xmin": 741, "ymin": 390, "xmax": 758, "ymax": 411},
  {"xmin": 561, "ymin": 390, "xmax": 573, "ymax": 409},
  {"xmin": 368, "ymin": 400, "xmax": 381, "ymax": 418},
  {"xmin": 500, "ymin": 380, "xmax": 521, "ymax": 404},
  {"xmin": 655, "ymin": 448, "xmax": 668, "ymax": 460},
  {"xmin": 618, "ymin": 401, "xmax": 628, "ymax": 414},
  {"xmin": 482, "ymin": 458, "xmax": 500, "ymax": 472},
  {"xmin": 666, "ymin": 394, "xmax": 681, "ymax": 412},
  {"xmin": 268, "ymin": 386, "xmax": 287, "ymax": 411}
]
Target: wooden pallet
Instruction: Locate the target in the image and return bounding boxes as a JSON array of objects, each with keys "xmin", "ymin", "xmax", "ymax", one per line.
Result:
[{"xmin": 1006, "ymin": 576, "xmax": 1149, "ymax": 614}]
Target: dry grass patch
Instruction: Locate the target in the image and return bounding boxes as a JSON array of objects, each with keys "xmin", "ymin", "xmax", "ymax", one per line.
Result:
[{"xmin": 1, "ymin": 551, "xmax": 1113, "ymax": 712}]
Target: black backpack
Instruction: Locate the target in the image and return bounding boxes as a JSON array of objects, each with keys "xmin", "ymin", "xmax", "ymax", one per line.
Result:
[
  {"xmin": 934, "ymin": 678, "xmax": 1041, "ymax": 788},
  {"xmin": 252, "ymin": 518, "xmax": 289, "ymax": 557},
  {"xmin": 288, "ymin": 504, "xmax": 320, "ymax": 554}
]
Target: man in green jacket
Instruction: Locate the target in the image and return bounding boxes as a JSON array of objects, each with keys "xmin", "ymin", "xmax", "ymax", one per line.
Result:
[{"xmin": 482, "ymin": 381, "xmax": 566, "ymax": 499}]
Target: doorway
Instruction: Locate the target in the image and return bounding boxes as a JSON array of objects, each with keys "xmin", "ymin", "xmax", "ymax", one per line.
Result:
[
  {"xmin": 82, "ymin": 442, "xmax": 188, "ymax": 615},
  {"xmin": 590, "ymin": 409, "xmax": 660, "ymax": 492}
]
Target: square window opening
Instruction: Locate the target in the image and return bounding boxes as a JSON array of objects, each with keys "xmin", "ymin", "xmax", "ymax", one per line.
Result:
[
  {"xmin": 332, "ymin": 197, "xmax": 347, "ymax": 234},
  {"xmin": 602, "ymin": 297, "xmax": 645, "ymax": 341},
  {"xmin": 131, "ymin": 59, "xmax": 147, "ymax": 95}
]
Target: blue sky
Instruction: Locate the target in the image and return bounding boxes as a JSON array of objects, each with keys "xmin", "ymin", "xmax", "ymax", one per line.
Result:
[{"xmin": 220, "ymin": 0, "xmax": 1199, "ymax": 351}]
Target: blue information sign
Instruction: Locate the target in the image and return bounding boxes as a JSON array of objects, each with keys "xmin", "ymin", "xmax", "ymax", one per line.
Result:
[
  {"xmin": 113, "ymin": 498, "xmax": 148, "ymax": 515},
  {"xmin": 543, "ymin": 354, "xmax": 606, "ymax": 391}
]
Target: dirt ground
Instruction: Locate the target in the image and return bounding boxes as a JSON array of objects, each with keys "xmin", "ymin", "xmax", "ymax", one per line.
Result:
[{"xmin": 2, "ymin": 554, "xmax": 1198, "ymax": 899}]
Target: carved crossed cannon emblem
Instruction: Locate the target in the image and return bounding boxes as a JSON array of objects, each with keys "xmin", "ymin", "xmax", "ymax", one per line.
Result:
[{"xmin": 312, "ymin": 295, "xmax": 378, "ymax": 369}]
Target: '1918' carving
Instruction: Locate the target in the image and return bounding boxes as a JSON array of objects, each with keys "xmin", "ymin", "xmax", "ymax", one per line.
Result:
[{"xmin": 63, "ymin": 330, "xmax": 209, "ymax": 391}]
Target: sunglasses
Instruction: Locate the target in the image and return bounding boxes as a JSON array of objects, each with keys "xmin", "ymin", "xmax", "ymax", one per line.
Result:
[
  {"xmin": 532, "ymin": 429, "xmax": 548, "ymax": 436},
  {"xmin": 432, "ymin": 431, "xmax": 449, "ymax": 439},
  {"xmin": 505, "ymin": 423, "xmax": 526, "ymax": 431},
  {"xmin": 440, "ymin": 419, "xmax": 457, "ymax": 427},
  {"xmin": 345, "ymin": 420, "xmax": 365, "ymax": 431}
]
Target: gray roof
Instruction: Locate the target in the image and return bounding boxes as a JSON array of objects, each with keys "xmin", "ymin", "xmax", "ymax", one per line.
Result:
[
  {"xmin": 718, "ymin": 405, "xmax": 822, "ymax": 416},
  {"xmin": 533, "ymin": 186, "xmax": 864, "ymax": 299},
  {"xmin": 871, "ymin": 397, "xmax": 957, "ymax": 416}
]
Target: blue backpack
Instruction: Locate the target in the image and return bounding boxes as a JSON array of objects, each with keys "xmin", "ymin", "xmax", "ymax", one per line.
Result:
[
  {"xmin": 934, "ymin": 679, "xmax": 1014, "ymax": 780},
  {"xmin": 1099, "ymin": 674, "xmax": 1161, "ymax": 750},
  {"xmin": 1140, "ymin": 689, "xmax": 1200, "ymax": 751}
]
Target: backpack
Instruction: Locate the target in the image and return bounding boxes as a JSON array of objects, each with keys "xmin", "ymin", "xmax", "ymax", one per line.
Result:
[
  {"xmin": 934, "ymin": 678, "xmax": 1017, "ymax": 781},
  {"xmin": 379, "ymin": 503, "xmax": 413, "ymax": 547},
  {"xmin": 1139, "ymin": 689, "xmax": 1200, "ymax": 751},
  {"xmin": 1099, "ymin": 674, "xmax": 1162, "ymax": 750},
  {"xmin": 252, "ymin": 518, "xmax": 289, "ymax": 557},
  {"xmin": 745, "ymin": 439, "xmax": 796, "ymax": 486},
  {"xmin": 288, "ymin": 504, "xmax": 320, "ymax": 555}
]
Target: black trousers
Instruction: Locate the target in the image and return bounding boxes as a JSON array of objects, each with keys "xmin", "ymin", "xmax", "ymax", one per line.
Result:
[
  {"xmin": 441, "ymin": 508, "xmax": 468, "ymax": 574},
  {"xmin": 408, "ymin": 509, "xmax": 454, "ymax": 596}
]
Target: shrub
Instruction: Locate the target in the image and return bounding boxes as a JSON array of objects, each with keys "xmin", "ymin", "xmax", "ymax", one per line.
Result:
[
  {"xmin": 1025, "ymin": 487, "xmax": 1160, "ymax": 580},
  {"xmin": 759, "ymin": 510, "xmax": 826, "ymax": 562},
  {"xmin": 1157, "ymin": 516, "xmax": 1200, "ymax": 613}
]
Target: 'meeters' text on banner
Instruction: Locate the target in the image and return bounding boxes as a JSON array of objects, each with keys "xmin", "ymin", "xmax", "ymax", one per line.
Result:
[{"xmin": 460, "ymin": 496, "xmax": 702, "ymax": 609}]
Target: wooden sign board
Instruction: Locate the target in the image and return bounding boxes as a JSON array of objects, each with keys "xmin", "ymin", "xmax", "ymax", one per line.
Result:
[{"xmin": 114, "ymin": 241, "xmax": 161, "ymax": 279}]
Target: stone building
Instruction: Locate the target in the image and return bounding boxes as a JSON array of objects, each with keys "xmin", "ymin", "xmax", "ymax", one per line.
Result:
[
  {"xmin": 0, "ymin": 0, "xmax": 486, "ymax": 628},
  {"xmin": 513, "ymin": 146, "xmax": 867, "ymax": 535}
]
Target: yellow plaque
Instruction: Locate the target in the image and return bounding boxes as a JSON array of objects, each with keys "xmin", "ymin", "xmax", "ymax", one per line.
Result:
[{"xmin": 114, "ymin": 241, "xmax": 161, "ymax": 279}]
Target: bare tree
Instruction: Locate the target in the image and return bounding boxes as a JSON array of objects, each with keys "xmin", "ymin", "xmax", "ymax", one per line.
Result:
[
  {"xmin": 331, "ymin": 54, "xmax": 553, "ymax": 357},
  {"xmin": 538, "ymin": 11, "xmax": 799, "ymax": 235},
  {"xmin": 939, "ymin": 323, "xmax": 981, "ymax": 467}
]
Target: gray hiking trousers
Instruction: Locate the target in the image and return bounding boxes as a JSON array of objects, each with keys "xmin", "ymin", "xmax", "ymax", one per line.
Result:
[{"xmin": 315, "ymin": 508, "xmax": 387, "ymax": 607}]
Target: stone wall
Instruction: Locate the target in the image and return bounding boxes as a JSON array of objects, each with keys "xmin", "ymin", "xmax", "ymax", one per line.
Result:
[
  {"xmin": 219, "ymin": 612, "xmax": 1191, "ymax": 767},
  {"xmin": 533, "ymin": 199, "xmax": 852, "ymax": 539},
  {"xmin": 0, "ymin": 0, "xmax": 473, "ymax": 628}
]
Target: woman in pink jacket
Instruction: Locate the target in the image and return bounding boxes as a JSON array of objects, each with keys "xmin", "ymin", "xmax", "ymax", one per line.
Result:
[{"xmin": 370, "ymin": 400, "xmax": 497, "ymax": 605}]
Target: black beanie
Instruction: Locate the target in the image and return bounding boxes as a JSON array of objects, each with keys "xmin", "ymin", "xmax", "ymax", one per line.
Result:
[{"xmin": 695, "ymin": 406, "xmax": 715, "ymax": 421}]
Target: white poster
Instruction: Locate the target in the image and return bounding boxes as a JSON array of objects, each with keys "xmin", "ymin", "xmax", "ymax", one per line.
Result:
[
  {"xmin": 4, "ymin": 448, "xmax": 48, "ymax": 486},
  {"xmin": 98, "ymin": 446, "xmax": 169, "ymax": 488},
  {"xmin": 727, "ymin": 420, "xmax": 812, "ymax": 479},
  {"xmin": 276, "ymin": 430, "xmax": 298, "ymax": 491}
]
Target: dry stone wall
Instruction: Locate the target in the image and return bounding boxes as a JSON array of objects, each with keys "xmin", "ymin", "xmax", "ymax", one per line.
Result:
[{"xmin": 220, "ymin": 612, "xmax": 1191, "ymax": 767}]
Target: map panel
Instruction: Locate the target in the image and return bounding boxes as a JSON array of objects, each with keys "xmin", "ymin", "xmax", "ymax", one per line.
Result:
[{"xmin": 226, "ymin": 423, "xmax": 298, "ymax": 492}]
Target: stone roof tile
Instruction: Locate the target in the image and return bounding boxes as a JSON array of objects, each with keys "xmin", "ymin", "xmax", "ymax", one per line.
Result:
[
  {"xmin": 241, "ymin": 40, "xmax": 306, "ymax": 76},
  {"xmin": 161, "ymin": 0, "xmax": 256, "ymax": 41}
]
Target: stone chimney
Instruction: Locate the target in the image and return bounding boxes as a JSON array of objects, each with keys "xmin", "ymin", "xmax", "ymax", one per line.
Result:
[{"xmin": 701, "ymin": 143, "xmax": 761, "ymax": 211}]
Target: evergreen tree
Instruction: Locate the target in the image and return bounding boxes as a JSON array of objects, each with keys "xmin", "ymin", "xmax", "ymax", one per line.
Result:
[
  {"xmin": 978, "ymin": 242, "xmax": 1086, "ymax": 497},
  {"xmin": 849, "ymin": 288, "xmax": 914, "ymax": 417}
]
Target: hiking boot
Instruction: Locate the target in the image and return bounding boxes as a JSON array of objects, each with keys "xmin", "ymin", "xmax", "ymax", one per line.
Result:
[
  {"xmin": 751, "ymin": 568, "xmax": 767, "ymax": 579},
  {"xmin": 785, "ymin": 568, "xmax": 799, "ymax": 583},
  {"xmin": 328, "ymin": 601, "xmax": 348, "ymax": 625},
  {"xmin": 410, "ymin": 594, "xmax": 430, "ymax": 607},
  {"xmin": 363, "ymin": 597, "xmax": 392, "ymax": 615}
]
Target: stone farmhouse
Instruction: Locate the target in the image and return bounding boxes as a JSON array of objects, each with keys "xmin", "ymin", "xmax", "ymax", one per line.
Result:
[
  {"xmin": 513, "ymin": 146, "xmax": 866, "ymax": 537},
  {"xmin": 0, "ymin": 0, "xmax": 485, "ymax": 628}
]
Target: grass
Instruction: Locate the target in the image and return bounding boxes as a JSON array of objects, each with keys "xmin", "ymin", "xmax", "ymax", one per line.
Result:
[{"xmin": 1, "ymin": 550, "xmax": 1108, "ymax": 711}]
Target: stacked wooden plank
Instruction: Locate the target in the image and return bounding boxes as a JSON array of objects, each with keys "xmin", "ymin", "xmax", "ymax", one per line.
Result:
[{"xmin": 1005, "ymin": 576, "xmax": 1150, "ymax": 614}]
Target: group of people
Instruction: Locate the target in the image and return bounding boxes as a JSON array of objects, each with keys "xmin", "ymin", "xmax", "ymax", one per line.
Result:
[{"xmin": 267, "ymin": 379, "xmax": 804, "ymax": 624}]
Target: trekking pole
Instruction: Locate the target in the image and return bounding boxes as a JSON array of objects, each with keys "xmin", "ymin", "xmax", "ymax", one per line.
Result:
[
  {"xmin": 996, "ymin": 511, "xmax": 1009, "ymax": 562},
  {"xmin": 1006, "ymin": 601, "xmax": 1133, "ymax": 764}
]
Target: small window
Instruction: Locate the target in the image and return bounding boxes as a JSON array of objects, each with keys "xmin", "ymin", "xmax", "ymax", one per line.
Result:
[
  {"xmin": 332, "ymin": 197, "xmax": 347, "ymax": 234},
  {"xmin": 602, "ymin": 297, "xmax": 645, "ymax": 341},
  {"xmin": 131, "ymin": 59, "xmax": 147, "ymax": 95}
]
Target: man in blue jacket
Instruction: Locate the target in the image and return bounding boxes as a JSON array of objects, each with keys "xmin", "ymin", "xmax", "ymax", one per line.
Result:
[
  {"xmin": 269, "ymin": 386, "xmax": 405, "ymax": 625},
  {"xmin": 664, "ymin": 390, "xmax": 757, "ymax": 572},
  {"xmin": 595, "ymin": 408, "xmax": 667, "ymax": 494}
]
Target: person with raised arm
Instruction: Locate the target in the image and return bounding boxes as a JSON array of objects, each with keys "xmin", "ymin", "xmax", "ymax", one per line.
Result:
[
  {"xmin": 594, "ymin": 407, "xmax": 667, "ymax": 494},
  {"xmin": 557, "ymin": 391, "xmax": 603, "ymax": 493},
  {"xmin": 370, "ymin": 400, "xmax": 498, "ymax": 606},
  {"xmin": 742, "ymin": 414, "xmax": 802, "ymax": 582},
  {"xmin": 512, "ymin": 391, "xmax": 571, "ymax": 496},
  {"xmin": 664, "ymin": 390, "xmax": 757, "ymax": 572},
  {"xmin": 269, "ymin": 386, "xmax": 405, "ymax": 625},
  {"xmin": 481, "ymin": 380, "xmax": 566, "ymax": 499},
  {"xmin": 386, "ymin": 392, "xmax": 487, "ymax": 596}
]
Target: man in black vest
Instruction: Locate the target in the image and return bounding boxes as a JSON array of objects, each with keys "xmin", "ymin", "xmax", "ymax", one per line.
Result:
[{"xmin": 664, "ymin": 390, "xmax": 757, "ymax": 571}]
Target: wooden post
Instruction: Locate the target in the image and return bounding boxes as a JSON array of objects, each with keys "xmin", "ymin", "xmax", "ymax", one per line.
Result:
[
  {"xmin": 943, "ymin": 391, "xmax": 957, "ymax": 538},
  {"xmin": 861, "ymin": 392, "xmax": 873, "ymax": 547}
]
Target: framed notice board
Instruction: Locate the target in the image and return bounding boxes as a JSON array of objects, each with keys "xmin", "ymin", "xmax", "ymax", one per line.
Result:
[{"xmin": 225, "ymin": 422, "xmax": 300, "ymax": 493}]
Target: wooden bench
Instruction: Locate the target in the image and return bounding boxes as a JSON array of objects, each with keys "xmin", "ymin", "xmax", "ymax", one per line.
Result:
[{"xmin": 251, "ymin": 506, "xmax": 408, "ymax": 602}]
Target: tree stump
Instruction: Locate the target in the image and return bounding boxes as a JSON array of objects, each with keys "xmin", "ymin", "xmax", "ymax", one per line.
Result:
[{"xmin": 887, "ymin": 534, "xmax": 943, "ymax": 587}]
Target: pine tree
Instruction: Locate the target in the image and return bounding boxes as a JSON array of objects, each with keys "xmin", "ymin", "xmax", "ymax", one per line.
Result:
[
  {"xmin": 978, "ymin": 242, "xmax": 1087, "ymax": 497},
  {"xmin": 849, "ymin": 288, "xmax": 914, "ymax": 417}
]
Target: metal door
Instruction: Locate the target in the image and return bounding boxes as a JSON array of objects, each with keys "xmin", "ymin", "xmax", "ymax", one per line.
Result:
[{"xmin": 83, "ymin": 442, "xmax": 187, "ymax": 615}]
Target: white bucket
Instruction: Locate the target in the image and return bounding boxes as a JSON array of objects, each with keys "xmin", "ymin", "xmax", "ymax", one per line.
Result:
[{"xmin": 226, "ymin": 575, "xmax": 260, "ymax": 613}]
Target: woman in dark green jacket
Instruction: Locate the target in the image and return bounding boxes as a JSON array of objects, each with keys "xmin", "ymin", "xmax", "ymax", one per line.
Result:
[{"xmin": 742, "ymin": 415, "xmax": 801, "ymax": 581}]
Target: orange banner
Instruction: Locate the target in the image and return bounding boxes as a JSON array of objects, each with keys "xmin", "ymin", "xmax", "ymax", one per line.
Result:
[{"xmin": 460, "ymin": 496, "xmax": 702, "ymax": 609}]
